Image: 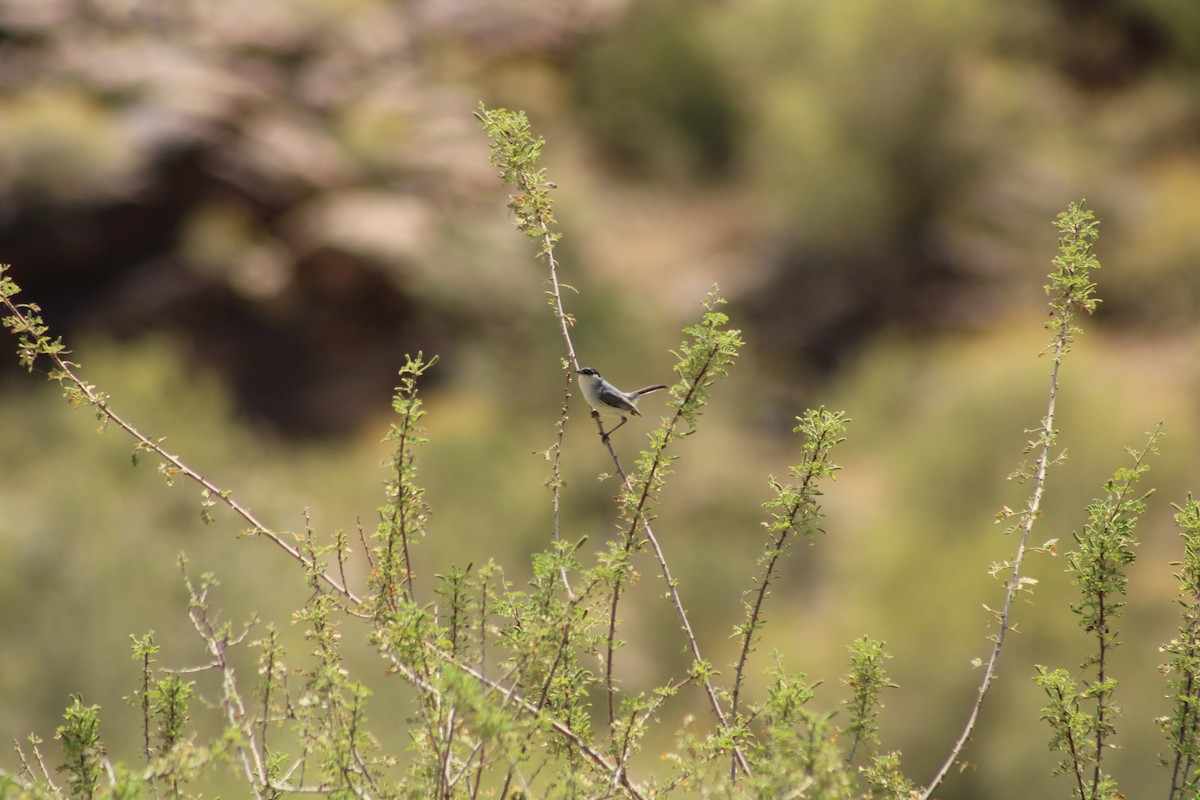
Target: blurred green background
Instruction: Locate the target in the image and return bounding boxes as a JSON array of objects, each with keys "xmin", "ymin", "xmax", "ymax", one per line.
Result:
[{"xmin": 3, "ymin": 0, "xmax": 1200, "ymax": 797}]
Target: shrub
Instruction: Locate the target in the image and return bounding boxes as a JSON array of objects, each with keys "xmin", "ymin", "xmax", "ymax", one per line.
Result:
[{"xmin": 1, "ymin": 107, "xmax": 1197, "ymax": 800}]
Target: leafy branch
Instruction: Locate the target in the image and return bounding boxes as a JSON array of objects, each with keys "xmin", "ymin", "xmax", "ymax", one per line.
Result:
[
  {"xmin": 0, "ymin": 264, "xmax": 361, "ymax": 607},
  {"xmin": 475, "ymin": 104, "xmax": 581, "ymax": 547},
  {"xmin": 606, "ymin": 287, "xmax": 748, "ymax": 773},
  {"xmin": 1161, "ymin": 495, "xmax": 1200, "ymax": 799},
  {"xmin": 477, "ymin": 106, "xmax": 753, "ymax": 773},
  {"xmin": 730, "ymin": 407, "xmax": 848, "ymax": 781},
  {"xmin": 1034, "ymin": 425, "xmax": 1160, "ymax": 800},
  {"xmin": 921, "ymin": 200, "xmax": 1102, "ymax": 799}
]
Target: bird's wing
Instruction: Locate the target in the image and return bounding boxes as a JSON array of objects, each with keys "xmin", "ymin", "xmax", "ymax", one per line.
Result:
[{"xmin": 598, "ymin": 385, "xmax": 639, "ymax": 414}]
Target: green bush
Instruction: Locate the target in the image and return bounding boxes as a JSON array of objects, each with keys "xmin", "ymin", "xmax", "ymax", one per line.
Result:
[{"xmin": 1, "ymin": 106, "xmax": 1198, "ymax": 800}]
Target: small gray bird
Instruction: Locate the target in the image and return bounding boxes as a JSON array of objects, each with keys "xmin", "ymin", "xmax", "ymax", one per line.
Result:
[{"xmin": 576, "ymin": 367, "xmax": 668, "ymax": 438}]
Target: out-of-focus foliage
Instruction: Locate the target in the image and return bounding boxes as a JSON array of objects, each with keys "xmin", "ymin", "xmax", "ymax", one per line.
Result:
[
  {"xmin": 3, "ymin": 0, "xmax": 1199, "ymax": 403},
  {"xmin": 0, "ymin": 0, "xmax": 580, "ymax": 434},
  {"xmin": 705, "ymin": 0, "xmax": 1200, "ymax": 373},
  {"xmin": 576, "ymin": 0, "xmax": 742, "ymax": 180}
]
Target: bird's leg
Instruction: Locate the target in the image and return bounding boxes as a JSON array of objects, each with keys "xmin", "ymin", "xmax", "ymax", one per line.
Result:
[
  {"xmin": 605, "ymin": 416, "xmax": 629, "ymax": 438},
  {"xmin": 589, "ymin": 410, "xmax": 611, "ymax": 441}
]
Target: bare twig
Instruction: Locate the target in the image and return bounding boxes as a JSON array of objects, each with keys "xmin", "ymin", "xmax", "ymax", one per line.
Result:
[
  {"xmin": 732, "ymin": 525, "xmax": 790, "ymax": 722},
  {"xmin": 355, "ymin": 517, "xmax": 374, "ymax": 572},
  {"xmin": 730, "ymin": 415, "xmax": 843, "ymax": 782},
  {"xmin": 394, "ymin": 402, "xmax": 418, "ymax": 605},
  {"xmin": 13, "ymin": 737, "xmax": 60, "ymax": 796},
  {"xmin": 730, "ymin": 446, "xmax": 828, "ymax": 717},
  {"xmin": 604, "ymin": 351, "xmax": 751, "ymax": 777},
  {"xmin": 612, "ymin": 673, "xmax": 697, "ymax": 786},
  {"xmin": 640, "ymin": 521, "xmax": 749, "ymax": 780},
  {"xmin": 922, "ymin": 202, "xmax": 1101, "ymax": 799},
  {"xmin": 181, "ymin": 564, "xmax": 270, "ymax": 800},
  {"xmin": 0, "ymin": 286, "xmax": 363, "ymax": 610},
  {"xmin": 381, "ymin": 644, "xmax": 649, "ymax": 800},
  {"xmin": 550, "ymin": 369, "xmax": 576, "ymax": 598},
  {"xmin": 1168, "ymin": 607, "xmax": 1200, "ymax": 799},
  {"xmin": 922, "ymin": 325, "xmax": 1075, "ymax": 796}
]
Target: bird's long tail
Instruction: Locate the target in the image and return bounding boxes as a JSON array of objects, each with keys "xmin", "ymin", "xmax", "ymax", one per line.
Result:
[{"xmin": 631, "ymin": 384, "xmax": 669, "ymax": 397}]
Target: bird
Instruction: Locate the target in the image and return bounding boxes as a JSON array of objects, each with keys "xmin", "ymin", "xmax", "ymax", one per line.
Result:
[{"xmin": 576, "ymin": 367, "xmax": 668, "ymax": 439}]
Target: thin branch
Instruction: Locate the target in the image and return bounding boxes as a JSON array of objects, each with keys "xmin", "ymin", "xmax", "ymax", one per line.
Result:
[
  {"xmin": 729, "ymin": 418, "xmax": 842, "ymax": 783},
  {"xmin": 605, "ymin": 352, "xmax": 752, "ymax": 777},
  {"xmin": 731, "ymin": 424, "xmax": 835, "ymax": 734},
  {"xmin": 733, "ymin": 523, "xmax": 793, "ymax": 723},
  {"xmin": 1169, "ymin": 637, "xmax": 1200, "ymax": 799},
  {"xmin": 0, "ymin": 289, "xmax": 363, "ymax": 609},
  {"xmin": 603, "ymin": 566, "xmax": 624, "ymax": 728},
  {"xmin": 13, "ymin": 737, "xmax": 60, "ymax": 796},
  {"xmin": 181, "ymin": 565, "xmax": 269, "ymax": 800},
  {"xmin": 394, "ymin": 401, "xmax": 419, "ymax": 604},
  {"xmin": 503, "ymin": 121, "xmax": 582, "ymax": 599},
  {"xmin": 138, "ymin": 642, "xmax": 154, "ymax": 765},
  {"xmin": 920, "ymin": 317, "xmax": 1069, "ymax": 800},
  {"xmin": 471, "ymin": 569, "xmax": 491, "ymax": 800},
  {"xmin": 381, "ymin": 642, "xmax": 648, "ymax": 800},
  {"xmin": 356, "ymin": 517, "xmax": 375, "ymax": 572},
  {"xmin": 613, "ymin": 674, "xmax": 697, "ymax": 786},
  {"xmin": 922, "ymin": 203, "xmax": 1100, "ymax": 798},
  {"xmin": 550, "ymin": 369, "xmax": 576, "ymax": 598},
  {"xmin": 598, "ymin": 421, "xmax": 636, "ymax": 729},
  {"xmin": 259, "ymin": 630, "xmax": 279, "ymax": 787}
]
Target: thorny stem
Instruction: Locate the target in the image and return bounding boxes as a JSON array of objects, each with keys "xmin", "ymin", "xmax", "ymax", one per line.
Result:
[
  {"xmin": 138, "ymin": 643, "xmax": 153, "ymax": 764},
  {"xmin": 3, "ymin": 270, "xmax": 639, "ymax": 797},
  {"xmin": 606, "ymin": 352, "xmax": 752, "ymax": 777},
  {"xmin": 1169, "ymin": 603, "xmax": 1200, "ymax": 800},
  {"xmin": 731, "ymin": 427, "xmax": 833, "ymax": 740},
  {"xmin": 15, "ymin": 735, "xmax": 61, "ymax": 794},
  {"xmin": 396, "ymin": 405, "xmax": 417, "ymax": 604},
  {"xmin": 479, "ymin": 112, "xmax": 734, "ymax": 766},
  {"xmin": 641, "ymin": 521, "xmax": 749, "ymax": 781},
  {"xmin": 613, "ymin": 674, "xmax": 696, "ymax": 785},
  {"xmin": 1052, "ymin": 681, "xmax": 1089, "ymax": 798},
  {"xmin": 471, "ymin": 573, "xmax": 490, "ymax": 800},
  {"xmin": 603, "ymin": 580, "xmax": 621, "ymax": 728},
  {"xmin": 845, "ymin": 693, "xmax": 869, "ymax": 767},
  {"xmin": 483, "ymin": 110, "xmax": 581, "ymax": 597},
  {"xmin": 501, "ymin": 574, "xmax": 604, "ymax": 797},
  {"xmin": 732, "ymin": 526, "xmax": 790, "ymax": 720},
  {"xmin": 1170, "ymin": 667, "xmax": 1200, "ymax": 799},
  {"xmin": 0, "ymin": 284, "xmax": 362, "ymax": 610},
  {"xmin": 920, "ymin": 317, "xmax": 1070, "ymax": 800},
  {"xmin": 380, "ymin": 644, "xmax": 648, "ymax": 800},
  {"xmin": 260, "ymin": 630, "xmax": 279, "ymax": 789},
  {"xmin": 922, "ymin": 201, "xmax": 1101, "ymax": 797},
  {"xmin": 1082, "ymin": 428, "xmax": 1159, "ymax": 793},
  {"xmin": 182, "ymin": 567, "xmax": 269, "ymax": 800},
  {"xmin": 1094, "ymin": 613, "xmax": 1108, "ymax": 795},
  {"xmin": 551, "ymin": 370, "xmax": 576, "ymax": 599}
]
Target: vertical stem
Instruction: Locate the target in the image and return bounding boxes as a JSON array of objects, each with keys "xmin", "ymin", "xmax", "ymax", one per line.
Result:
[
  {"xmin": 1093, "ymin": 590, "xmax": 1108, "ymax": 797},
  {"xmin": 920, "ymin": 333, "xmax": 1067, "ymax": 799}
]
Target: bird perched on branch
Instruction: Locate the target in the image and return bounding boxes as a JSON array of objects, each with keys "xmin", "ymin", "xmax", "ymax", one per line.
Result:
[{"xmin": 576, "ymin": 367, "xmax": 668, "ymax": 439}]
